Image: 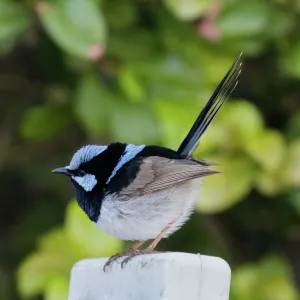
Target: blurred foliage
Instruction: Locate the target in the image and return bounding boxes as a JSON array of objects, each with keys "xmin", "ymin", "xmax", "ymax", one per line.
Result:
[
  {"xmin": 231, "ymin": 256, "xmax": 299, "ymax": 300},
  {"xmin": 17, "ymin": 201, "xmax": 122, "ymax": 300},
  {"xmin": 0, "ymin": 0, "xmax": 299, "ymax": 299}
]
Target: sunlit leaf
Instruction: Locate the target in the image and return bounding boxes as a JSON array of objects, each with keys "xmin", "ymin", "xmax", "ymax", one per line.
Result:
[
  {"xmin": 44, "ymin": 276, "xmax": 69, "ymax": 300},
  {"xmin": 17, "ymin": 201, "xmax": 123, "ymax": 298},
  {"xmin": 245, "ymin": 129, "xmax": 286, "ymax": 171},
  {"xmin": 283, "ymin": 140, "xmax": 300, "ymax": 187},
  {"xmin": 196, "ymin": 156, "xmax": 255, "ymax": 213},
  {"xmin": 38, "ymin": 229, "xmax": 83, "ymax": 260},
  {"xmin": 164, "ymin": 0, "xmax": 212, "ymax": 21},
  {"xmin": 195, "ymin": 100, "xmax": 264, "ymax": 154},
  {"xmin": 255, "ymin": 170, "xmax": 285, "ymax": 196},
  {"xmin": 37, "ymin": 0, "xmax": 106, "ymax": 60},
  {"xmin": 231, "ymin": 256, "xmax": 298, "ymax": 300},
  {"xmin": 194, "ymin": 118, "xmax": 226, "ymax": 154},
  {"xmin": 18, "ymin": 251, "xmax": 70, "ymax": 297},
  {"xmin": 64, "ymin": 201, "xmax": 122, "ymax": 257},
  {"xmin": 217, "ymin": 1, "xmax": 270, "ymax": 38},
  {"xmin": 213, "ymin": 100, "xmax": 264, "ymax": 151}
]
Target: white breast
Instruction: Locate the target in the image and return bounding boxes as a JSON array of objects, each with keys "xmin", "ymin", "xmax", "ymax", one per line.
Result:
[{"xmin": 95, "ymin": 179, "xmax": 201, "ymax": 241}]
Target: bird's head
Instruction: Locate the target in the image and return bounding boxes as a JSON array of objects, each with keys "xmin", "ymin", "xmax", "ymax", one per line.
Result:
[{"xmin": 52, "ymin": 145, "xmax": 109, "ymax": 192}]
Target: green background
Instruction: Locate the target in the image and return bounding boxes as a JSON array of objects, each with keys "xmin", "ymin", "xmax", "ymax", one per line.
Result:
[{"xmin": 0, "ymin": 0, "xmax": 300, "ymax": 299}]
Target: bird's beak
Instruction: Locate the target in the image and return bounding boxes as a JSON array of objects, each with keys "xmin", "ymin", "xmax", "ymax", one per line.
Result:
[{"xmin": 52, "ymin": 167, "xmax": 70, "ymax": 176}]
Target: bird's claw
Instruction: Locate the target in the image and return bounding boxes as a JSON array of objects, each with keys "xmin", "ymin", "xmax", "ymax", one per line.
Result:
[
  {"xmin": 120, "ymin": 249, "xmax": 158, "ymax": 269},
  {"xmin": 120, "ymin": 250, "xmax": 140, "ymax": 268},
  {"xmin": 104, "ymin": 249, "xmax": 159, "ymax": 271},
  {"xmin": 103, "ymin": 248, "xmax": 137, "ymax": 271},
  {"xmin": 103, "ymin": 253, "xmax": 124, "ymax": 272}
]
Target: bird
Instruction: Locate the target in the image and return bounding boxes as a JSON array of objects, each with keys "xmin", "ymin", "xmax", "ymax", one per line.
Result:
[{"xmin": 52, "ymin": 54, "xmax": 242, "ymax": 270}]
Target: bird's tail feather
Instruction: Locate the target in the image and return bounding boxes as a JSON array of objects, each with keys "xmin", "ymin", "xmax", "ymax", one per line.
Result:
[{"xmin": 177, "ymin": 53, "xmax": 242, "ymax": 158}]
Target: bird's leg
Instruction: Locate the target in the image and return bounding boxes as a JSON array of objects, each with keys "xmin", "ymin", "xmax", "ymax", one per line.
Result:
[
  {"xmin": 120, "ymin": 220, "xmax": 175, "ymax": 268},
  {"xmin": 128, "ymin": 240, "xmax": 146, "ymax": 251},
  {"xmin": 147, "ymin": 220, "xmax": 175, "ymax": 250},
  {"xmin": 103, "ymin": 240, "xmax": 146, "ymax": 271}
]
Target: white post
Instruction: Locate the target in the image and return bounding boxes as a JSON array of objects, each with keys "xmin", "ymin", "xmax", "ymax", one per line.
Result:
[{"xmin": 68, "ymin": 252, "xmax": 231, "ymax": 300}]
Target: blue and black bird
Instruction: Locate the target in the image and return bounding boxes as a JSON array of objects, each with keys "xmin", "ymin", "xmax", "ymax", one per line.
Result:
[{"xmin": 53, "ymin": 54, "xmax": 242, "ymax": 269}]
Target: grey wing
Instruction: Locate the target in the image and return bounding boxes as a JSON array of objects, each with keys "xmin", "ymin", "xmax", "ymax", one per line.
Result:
[{"xmin": 118, "ymin": 156, "xmax": 220, "ymax": 199}]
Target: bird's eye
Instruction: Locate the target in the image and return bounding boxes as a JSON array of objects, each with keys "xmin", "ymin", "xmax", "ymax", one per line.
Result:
[
  {"xmin": 77, "ymin": 170, "xmax": 86, "ymax": 177},
  {"xmin": 69, "ymin": 169, "xmax": 86, "ymax": 177}
]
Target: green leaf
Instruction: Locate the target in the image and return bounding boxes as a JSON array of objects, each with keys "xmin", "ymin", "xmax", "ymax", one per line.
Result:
[
  {"xmin": 18, "ymin": 251, "xmax": 70, "ymax": 297},
  {"xmin": 280, "ymin": 41, "xmax": 300, "ymax": 79},
  {"xmin": 75, "ymin": 73, "xmax": 115, "ymax": 137},
  {"xmin": 37, "ymin": 0, "xmax": 106, "ymax": 60},
  {"xmin": 64, "ymin": 201, "xmax": 122, "ymax": 257},
  {"xmin": 245, "ymin": 129, "xmax": 286, "ymax": 171},
  {"xmin": 111, "ymin": 103, "xmax": 159, "ymax": 145},
  {"xmin": 0, "ymin": 0, "xmax": 31, "ymax": 53},
  {"xmin": 154, "ymin": 98, "xmax": 201, "ymax": 150},
  {"xmin": 217, "ymin": 1, "xmax": 270, "ymax": 38},
  {"xmin": 118, "ymin": 66, "xmax": 146, "ymax": 103},
  {"xmin": 146, "ymin": 55, "xmax": 203, "ymax": 88},
  {"xmin": 132, "ymin": 55, "xmax": 205, "ymax": 100},
  {"xmin": 283, "ymin": 140, "xmax": 300, "ymax": 187},
  {"xmin": 38, "ymin": 229, "xmax": 82, "ymax": 261},
  {"xmin": 266, "ymin": 9, "xmax": 296, "ymax": 39},
  {"xmin": 195, "ymin": 100, "xmax": 264, "ymax": 154},
  {"xmin": 255, "ymin": 170, "xmax": 285, "ymax": 196},
  {"xmin": 20, "ymin": 105, "xmax": 71, "ymax": 141},
  {"xmin": 231, "ymin": 256, "xmax": 298, "ymax": 300},
  {"xmin": 107, "ymin": 29, "xmax": 156, "ymax": 61},
  {"xmin": 196, "ymin": 156, "xmax": 255, "ymax": 213},
  {"xmin": 45, "ymin": 276, "xmax": 69, "ymax": 300},
  {"xmin": 216, "ymin": 100, "xmax": 264, "ymax": 151},
  {"xmin": 164, "ymin": 0, "xmax": 212, "ymax": 21},
  {"xmin": 17, "ymin": 202, "xmax": 122, "ymax": 298},
  {"xmin": 296, "ymin": 0, "xmax": 300, "ymax": 13}
]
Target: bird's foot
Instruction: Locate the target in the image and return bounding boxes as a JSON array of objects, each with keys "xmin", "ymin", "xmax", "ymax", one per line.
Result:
[
  {"xmin": 103, "ymin": 247, "xmax": 143, "ymax": 272},
  {"xmin": 120, "ymin": 249, "xmax": 159, "ymax": 269},
  {"xmin": 103, "ymin": 252, "xmax": 125, "ymax": 272}
]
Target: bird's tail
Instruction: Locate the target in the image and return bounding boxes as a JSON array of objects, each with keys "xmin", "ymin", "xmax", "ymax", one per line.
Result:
[{"xmin": 177, "ymin": 53, "xmax": 242, "ymax": 158}]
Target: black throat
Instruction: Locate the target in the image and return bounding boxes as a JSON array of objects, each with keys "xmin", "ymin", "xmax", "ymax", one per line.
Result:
[{"xmin": 71, "ymin": 143, "xmax": 126, "ymax": 222}]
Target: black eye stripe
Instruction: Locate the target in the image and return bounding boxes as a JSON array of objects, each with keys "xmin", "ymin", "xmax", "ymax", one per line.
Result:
[{"xmin": 68, "ymin": 169, "xmax": 85, "ymax": 177}]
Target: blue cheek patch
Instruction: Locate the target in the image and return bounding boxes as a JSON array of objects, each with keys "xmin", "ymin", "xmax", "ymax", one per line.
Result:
[{"xmin": 72, "ymin": 174, "xmax": 98, "ymax": 192}]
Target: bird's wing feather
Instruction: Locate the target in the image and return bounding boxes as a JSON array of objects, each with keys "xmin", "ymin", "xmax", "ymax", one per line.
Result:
[{"xmin": 118, "ymin": 156, "xmax": 219, "ymax": 199}]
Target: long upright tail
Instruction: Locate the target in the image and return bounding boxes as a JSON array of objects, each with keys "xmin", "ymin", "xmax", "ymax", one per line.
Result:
[{"xmin": 177, "ymin": 53, "xmax": 242, "ymax": 158}]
